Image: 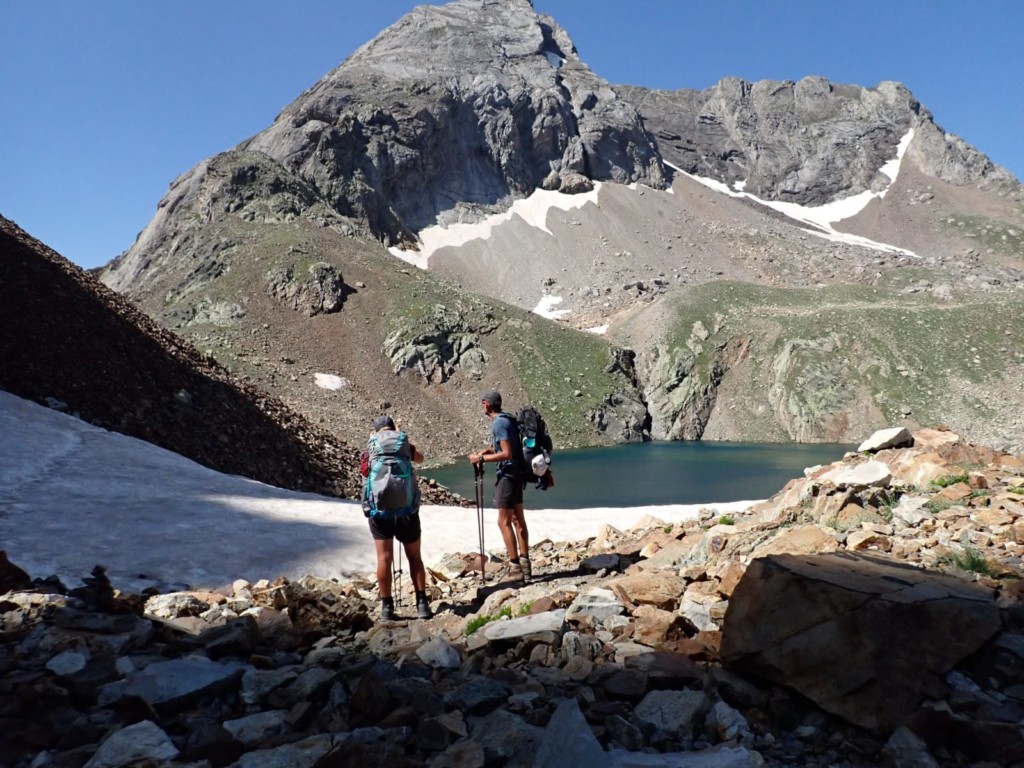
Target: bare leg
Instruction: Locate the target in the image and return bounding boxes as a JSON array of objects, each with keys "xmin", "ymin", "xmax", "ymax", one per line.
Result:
[
  {"xmin": 375, "ymin": 538, "xmax": 394, "ymax": 599},
  {"xmin": 510, "ymin": 503, "xmax": 529, "ymax": 555},
  {"xmin": 497, "ymin": 508, "xmax": 519, "ymax": 561},
  {"xmin": 402, "ymin": 538, "xmax": 427, "ymax": 592}
]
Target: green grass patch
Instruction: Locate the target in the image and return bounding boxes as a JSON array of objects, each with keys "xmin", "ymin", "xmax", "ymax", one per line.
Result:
[
  {"xmin": 925, "ymin": 498, "xmax": 958, "ymax": 514},
  {"xmin": 939, "ymin": 545, "xmax": 1000, "ymax": 577},
  {"xmin": 932, "ymin": 473, "xmax": 969, "ymax": 488},
  {"xmin": 718, "ymin": 515, "xmax": 735, "ymax": 526},
  {"xmin": 941, "ymin": 215, "xmax": 1024, "ymax": 256},
  {"xmin": 874, "ymin": 489, "xmax": 903, "ymax": 523},
  {"xmin": 465, "ymin": 605, "xmax": 514, "ymax": 635}
]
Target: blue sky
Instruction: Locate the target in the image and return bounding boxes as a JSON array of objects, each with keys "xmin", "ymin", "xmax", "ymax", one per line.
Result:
[{"xmin": 2, "ymin": 1, "xmax": 1021, "ymax": 270}]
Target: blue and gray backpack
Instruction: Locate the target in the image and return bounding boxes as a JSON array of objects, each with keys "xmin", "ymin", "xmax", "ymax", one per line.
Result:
[{"xmin": 362, "ymin": 430, "xmax": 420, "ymax": 517}]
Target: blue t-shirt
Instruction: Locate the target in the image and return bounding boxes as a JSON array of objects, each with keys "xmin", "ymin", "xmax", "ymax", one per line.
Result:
[
  {"xmin": 491, "ymin": 413, "xmax": 524, "ymax": 477},
  {"xmin": 491, "ymin": 413, "xmax": 515, "ymax": 452}
]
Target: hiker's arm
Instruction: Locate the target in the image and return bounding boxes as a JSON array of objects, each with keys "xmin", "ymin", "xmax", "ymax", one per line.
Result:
[
  {"xmin": 468, "ymin": 439, "xmax": 511, "ymax": 464},
  {"xmin": 410, "ymin": 444, "xmax": 423, "ymax": 463}
]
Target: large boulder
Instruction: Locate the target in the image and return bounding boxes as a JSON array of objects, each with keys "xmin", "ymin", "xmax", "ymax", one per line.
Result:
[{"xmin": 720, "ymin": 552, "xmax": 1000, "ymax": 731}]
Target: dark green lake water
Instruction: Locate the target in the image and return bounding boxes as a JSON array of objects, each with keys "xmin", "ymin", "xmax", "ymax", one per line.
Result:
[{"xmin": 423, "ymin": 441, "xmax": 854, "ymax": 509}]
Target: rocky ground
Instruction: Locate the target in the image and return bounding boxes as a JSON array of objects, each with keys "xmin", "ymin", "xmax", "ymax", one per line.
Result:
[{"xmin": 3, "ymin": 426, "xmax": 1023, "ymax": 767}]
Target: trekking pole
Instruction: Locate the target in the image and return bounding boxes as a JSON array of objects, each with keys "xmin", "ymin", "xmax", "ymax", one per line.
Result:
[
  {"xmin": 394, "ymin": 544, "xmax": 404, "ymax": 607},
  {"xmin": 474, "ymin": 460, "xmax": 486, "ymax": 583}
]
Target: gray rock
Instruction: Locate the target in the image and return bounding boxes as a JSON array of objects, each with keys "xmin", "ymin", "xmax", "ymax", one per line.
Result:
[
  {"xmin": 705, "ymin": 701, "xmax": 754, "ymax": 747},
  {"xmin": 222, "ymin": 710, "xmax": 290, "ymax": 745},
  {"xmin": 602, "ymin": 668, "xmax": 649, "ymax": 700},
  {"xmin": 534, "ymin": 698, "xmax": 611, "ymax": 768},
  {"xmin": 84, "ymin": 720, "xmax": 178, "ymax": 768},
  {"xmin": 444, "ymin": 676, "xmax": 510, "ymax": 715},
  {"xmin": 633, "ymin": 688, "xmax": 709, "ymax": 739},
  {"xmin": 105, "ymin": 655, "xmax": 247, "ymax": 715},
  {"xmin": 605, "ymin": 714, "xmax": 646, "ymax": 751},
  {"xmin": 679, "ymin": 594, "xmax": 719, "ymax": 632},
  {"xmin": 417, "ymin": 636, "xmax": 462, "ymax": 669},
  {"xmin": 267, "ymin": 665, "xmax": 336, "ymax": 708},
  {"xmin": 565, "ymin": 589, "xmax": 625, "ymax": 623},
  {"xmin": 46, "ymin": 648, "xmax": 90, "ymax": 677},
  {"xmin": 561, "ymin": 630, "xmax": 604, "ymax": 661},
  {"xmin": 881, "ymin": 726, "xmax": 940, "ymax": 768},
  {"xmin": 817, "ymin": 460, "xmax": 892, "ymax": 489},
  {"xmin": 589, "ymin": 390, "xmax": 650, "ymax": 443},
  {"xmin": 240, "ymin": 666, "xmax": 300, "ymax": 706},
  {"xmin": 607, "ymin": 744, "xmax": 765, "ymax": 767},
  {"xmin": 232, "ymin": 733, "xmax": 333, "ymax": 768},
  {"xmin": 858, "ymin": 427, "xmax": 913, "ymax": 453},
  {"xmin": 387, "ymin": 676, "xmax": 446, "ymax": 715},
  {"xmin": 144, "ymin": 592, "xmax": 215, "ymax": 620},
  {"xmin": 468, "ymin": 708, "xmax": 544, "ymax": 768},
  {"xmin": 429, "ymin": 739, "xmax": 486, "ymax": 768},
  {"xmin": 892, "ymin": 495, "xmax": 932, "ymax": 527},
  {"xmin": 383, "ymin": 303, "xmax": 489, "ymax": 384},
  {"xmin": 611, "ymin": 641, "xmax": 658, "ymax": 664},
  {"xmin": 265, "ymin": 261, "xmax": 345, "ymax": 316},
  {"xmin": 483, "ymin": 609, "xmax": 567, "ymax": 641}
]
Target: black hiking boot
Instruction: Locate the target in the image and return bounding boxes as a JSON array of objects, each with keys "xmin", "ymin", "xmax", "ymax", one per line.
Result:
[
  {"xmin": 416, "ymin": 593, "xmax": 433, "ymax": 620},
  {"xmin": 380, "ymin": 598, "xmax": 395, "ymax": 622}
]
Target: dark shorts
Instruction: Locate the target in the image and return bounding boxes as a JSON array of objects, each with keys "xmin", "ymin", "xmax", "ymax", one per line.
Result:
[
  {"xmin": 493, "ymin": 475, "xmax": 524, "ymax": 508},
  {"xmin": 368, "ymin": 512, "xmax": 422, "ymax": 543}
]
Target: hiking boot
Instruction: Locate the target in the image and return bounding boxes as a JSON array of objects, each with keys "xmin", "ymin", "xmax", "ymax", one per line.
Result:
[
  {"xmin": 380, "ymin": 598, "xmax": 395, "ymax": 622},
  {"xmin": 416, "ymin": 595, "xmax": 433, "ymax": 620},
  {"xmin": 521, "ymin": 557, "xmax": 533, "ymax": 583}
]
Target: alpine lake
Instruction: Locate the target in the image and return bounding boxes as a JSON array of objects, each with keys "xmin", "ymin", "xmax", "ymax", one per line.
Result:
[{"xmin": 422, "ymin": 441, "xmax": 856, "ymax": 509}]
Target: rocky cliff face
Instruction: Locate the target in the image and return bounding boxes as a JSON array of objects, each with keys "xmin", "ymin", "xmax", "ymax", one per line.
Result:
[
  {"xmin": 618, "ymin": 76, "xmax": 1019, "ymax": 204},
  {"xmin": 239, "ymin": 0, "xmax": 665, "ymax": 244}
]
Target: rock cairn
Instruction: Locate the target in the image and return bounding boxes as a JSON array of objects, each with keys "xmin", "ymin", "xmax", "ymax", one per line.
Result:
[{"xmin": 3, "ymin": 426, "xmax": 1023, "ymax": 767}]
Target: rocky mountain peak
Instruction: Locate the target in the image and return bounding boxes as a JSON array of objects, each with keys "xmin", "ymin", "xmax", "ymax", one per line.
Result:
[
  {"xmin": 345, "ymin": 0, "xmax": 576, "ymax": 79},
  {"xmin": 238, "ymin": 0, "xmax": 665, "ymax": 244}
]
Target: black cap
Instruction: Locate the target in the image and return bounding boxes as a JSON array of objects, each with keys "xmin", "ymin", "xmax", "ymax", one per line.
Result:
[
  {"xmin": 481, "ymin": 391, "xmax": 502, "ymax": 409},
  {"xmin": 373, "ymin": 414, "xmax": 396, "ymax": 431}
]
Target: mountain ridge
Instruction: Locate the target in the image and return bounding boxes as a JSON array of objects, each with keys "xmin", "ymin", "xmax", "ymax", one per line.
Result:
[{"xmin": 93, "ymin": 0, "xmax": 1024, "ymax": 460}]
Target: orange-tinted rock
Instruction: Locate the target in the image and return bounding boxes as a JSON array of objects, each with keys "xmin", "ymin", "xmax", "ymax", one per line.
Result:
[{"xmin": 750, "ymin": 525, "xmax": 839, "ymax": 559}]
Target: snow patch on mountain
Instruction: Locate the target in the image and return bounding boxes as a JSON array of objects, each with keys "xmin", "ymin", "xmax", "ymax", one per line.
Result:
[
  {"xmin": 389, "ymin": 184, "xmax": 602, "ymax": 270},
  {"xmin": 673, "ymin": 130, "xmax": 918, "ymax": 257}
]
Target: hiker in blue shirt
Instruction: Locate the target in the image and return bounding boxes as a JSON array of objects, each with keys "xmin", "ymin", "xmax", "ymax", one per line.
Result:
[{"xmin": 468, "ymin": 391, "xmax": 531, "ymax": 582}]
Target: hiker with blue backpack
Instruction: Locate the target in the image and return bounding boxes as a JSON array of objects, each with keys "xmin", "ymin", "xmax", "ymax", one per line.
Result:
[
  {"xmin": 468, "ymin": 391, "xmax": 533, "ymax": 583},
  {"xmin": 362, "ymin": 414, "xmax": 432, "ymax": 621}
]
